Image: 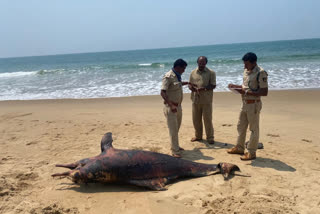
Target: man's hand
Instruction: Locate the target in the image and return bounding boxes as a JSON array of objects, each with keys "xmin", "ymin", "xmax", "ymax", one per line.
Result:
[
  {"xmin": 228, "ymin": 84, "xmax": 244, "ymax": 94},
  {"xmin": 196, "ymin": 87, "xmax": 206, "ymax": 93},
  {"xmin": 188, "ymin": 83, "xmax": 197, "ymax": 92},
  {"xmin": 228, "ymin": 83, "xmax": 235, "ymax": 88},
  {"xmin": 228, "ymin": 83, "xmax": 244, "ymax": 94},
  {"xmin": 228, "ymin": 83, "xmax": 242, "ymax": 89},
  {"xmin": 168, "ymin": 101, "xmax": 178, "ymax": 113},
  {"xmin": 189, "ymin": 83, "xmax": 207, "ymax": 93},
  {"xmin": 170, "ymin": 105, "xmax": 177, "ymax": 113},
  {"xmin": 161, "ymin": 90, "xmax": 179, "ymax": 113},
  {"xmin": 193, "ymin": 87, "xmax": 206, "ymax": 94}
]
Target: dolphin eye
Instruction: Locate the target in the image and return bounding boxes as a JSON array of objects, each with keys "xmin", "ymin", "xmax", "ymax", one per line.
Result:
[{"xmin": 72, "ymin": 172, "xmax": 82, "ymax": 183}]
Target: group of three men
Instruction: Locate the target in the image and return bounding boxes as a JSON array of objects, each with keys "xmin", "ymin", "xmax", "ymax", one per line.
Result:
[{"xmin": 161, "ymin": 52, "xmax": 268, "ymax": 161}]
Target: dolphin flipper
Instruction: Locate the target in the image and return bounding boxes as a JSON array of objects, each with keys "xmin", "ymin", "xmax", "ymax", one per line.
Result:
[{"xmin": 128, "ymin": 178, "xmax": 169, "ymax": 191}]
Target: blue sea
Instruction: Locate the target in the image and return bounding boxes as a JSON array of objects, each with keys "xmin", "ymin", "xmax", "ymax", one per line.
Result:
[{"xmin": 0, "ymin": 38, "xmax": 319, "ymax": 100}]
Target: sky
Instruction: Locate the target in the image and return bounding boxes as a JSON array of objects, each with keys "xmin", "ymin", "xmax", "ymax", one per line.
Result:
[{"xmin": 0, "ymin": 0, "xmax": 320, "ymax": 58}]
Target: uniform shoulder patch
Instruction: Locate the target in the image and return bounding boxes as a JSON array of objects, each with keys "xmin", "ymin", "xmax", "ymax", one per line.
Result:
[
  {"xmin": 260, "ymin": 70, "xmax": 268, "ymax": 76},
  {"xmin": 260, "ymin": 70, "xmax": 268, "ymax": 82}
]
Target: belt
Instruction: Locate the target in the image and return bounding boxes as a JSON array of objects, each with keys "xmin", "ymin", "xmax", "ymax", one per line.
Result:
[
  {"xmin": 244, "ymin": 100, "xmax": 260, "ymax": 104},
  {"xmin": 164, "ymin": 101, "xmax": 180, "ymax": 106}
]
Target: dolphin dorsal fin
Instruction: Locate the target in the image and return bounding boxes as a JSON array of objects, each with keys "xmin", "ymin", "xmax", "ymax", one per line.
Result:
[{"xmin": 101, "ymin": 132, "xmax": 113, "ymax": 152}]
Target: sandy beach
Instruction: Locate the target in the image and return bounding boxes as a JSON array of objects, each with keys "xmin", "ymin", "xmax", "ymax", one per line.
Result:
[{"xmin": 0, "ymin": 89, "xmax": 319, "ymax": 214}]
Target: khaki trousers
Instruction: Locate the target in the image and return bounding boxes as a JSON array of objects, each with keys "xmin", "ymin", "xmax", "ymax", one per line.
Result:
[
  {"xmin": 163, "ymin": 105, "xmax": 182, "ymax": 154},
  {"xmin": 236, "ymin": 101, "xmax": 262, "ymax": 154},
  {"xmin": 192, "ymin": 103, "xmax": 214, "ymax": 141}
]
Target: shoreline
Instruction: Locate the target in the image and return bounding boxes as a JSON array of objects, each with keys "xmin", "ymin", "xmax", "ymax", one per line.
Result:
[
  {"xmin": 1, "ymin": 37, "xmax": 319, "ymax": 59},
  {"xmin": 1, "ymin": 88, "xmax": 320, "ymax": 103}
]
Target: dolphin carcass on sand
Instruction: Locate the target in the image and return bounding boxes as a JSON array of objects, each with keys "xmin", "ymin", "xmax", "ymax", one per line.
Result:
[{"xmin": 52, "ymin": 132, "xmax": 240, "ymax": 190}]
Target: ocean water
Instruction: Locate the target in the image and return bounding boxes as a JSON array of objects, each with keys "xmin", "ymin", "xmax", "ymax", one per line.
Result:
[{"xmin": 0, "ymin": 38, "xmax": 319, "ymax": 100}]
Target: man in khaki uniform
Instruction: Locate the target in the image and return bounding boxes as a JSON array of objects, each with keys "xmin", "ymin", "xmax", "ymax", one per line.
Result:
[
  {"xmin": 161, "ymin": 59, "xmax": 189, "ymax": 158},
  {"xmin": 188, "ymin": 56, "xmax": 216, "ymax": 144},
  {"xmin": 227, "ymin": 52, "xmax": 268, "ymax": 160}
]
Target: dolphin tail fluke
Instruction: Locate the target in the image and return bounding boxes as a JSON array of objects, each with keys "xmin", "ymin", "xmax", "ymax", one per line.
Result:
[{"xmin": 218, "ymin": 163, "xmax": 240, "ymax": 180}]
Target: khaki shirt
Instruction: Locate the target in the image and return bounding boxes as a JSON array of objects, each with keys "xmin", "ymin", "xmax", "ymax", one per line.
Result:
[
  {"xmin": 161, "ymin": 70, "xmax": 183, "ymax": 104},
  {"xmin": 242, "ymin": 65, "xmax": 268, "ymax": 100},
  {"xmin": 189, "ymin": 67, "xmax": 216, "ymax": 104}
]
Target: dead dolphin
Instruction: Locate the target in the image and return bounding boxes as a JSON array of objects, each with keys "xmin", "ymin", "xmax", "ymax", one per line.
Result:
[{"xmin": 52, "ymin": 132, "xmax": 240, "ymax": 190}]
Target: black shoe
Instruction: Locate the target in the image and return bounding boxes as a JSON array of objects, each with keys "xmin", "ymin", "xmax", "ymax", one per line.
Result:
[{"xmin": 208, "ymin": 140, "xmax": 215, "ymax": 144}]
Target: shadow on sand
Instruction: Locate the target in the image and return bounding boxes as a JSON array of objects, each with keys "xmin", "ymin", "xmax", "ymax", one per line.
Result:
[
  {"xmin": 251, "ymin": 157, "xmax": 296, "ymax": 172},
  {"xmin": 181, "ymin": 148, "xmax": 214, "ymax": 161},
  {"xmin": 182, "ymin": 141, "xmax": 233, "ymax": 161},
  {"xmin": 192, "ymin": 140, "xmax": 233, "ymax": 149},
  {"xmin": 182, "ymin": 140, "xmax": 233, "ymax": 161},
  {"xmin": 56, "ymin": 175, "xmax": 226, "ymax": 193},
  {"xmin": 56, "ymin": 182, "xmax": 149, "ymax": 193}
]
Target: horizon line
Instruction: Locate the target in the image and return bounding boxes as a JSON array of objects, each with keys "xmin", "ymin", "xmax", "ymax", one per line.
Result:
[{"xmin": 1, "ymin": 37, "xmax": 319, "ymax": 60}]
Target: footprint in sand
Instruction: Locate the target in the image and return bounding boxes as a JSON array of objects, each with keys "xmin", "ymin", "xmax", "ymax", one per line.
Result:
[
  {"xmin": 267, "ymin": 133, "xmax": 280, "ymax": 137},
  {"xmin": 1, "ymin": 156, "xmax": 14, "ymax": 162},
  {"xmin": 124, "ymin": 122, "xmax": 134, "ymax": 126},
  {"xmin": 26, "ymin": 141, "xmax": 39, "ymax": 146},
  {"xmin": 31, "ymin": 203, "xmax": 79, "ymax": 214},
  {"xmin": 9, "ymin": 136, "xmax": 17, "ymax": 141},
  {"xmin": 0, "ymin": 178, "xmax": 14, "ymax": 197},
  {"xmin": 173, "ymin": 195, "xmax": 179, "ymax": 199},
  {"xmin": 207, "ymin": 193, "xmax": 295, "ymax": 213},
  {"xmin": 201, "ymin": 199, "xmax": 210, "ymax": 207},
  {"xmin": 55, "ymin": 133, "xmax": 62, "ymax": 138},
  {"xmin": 15, "ymin": 172, "xmax": 39, "ymax": 181},
  {"xmin": 222, "ymin": 124, "xmax": 233, "ymax": 127},
  {"xmin": 37, "ymin": 160, "xmax": 49, "ymax": 166},
  {"xmin": 0, "ymin": 173, "xmax": 33, "ymax": 198},
  {"xmin": 85, "ymin": 128, "xmax": 96, "ymax": 134}
]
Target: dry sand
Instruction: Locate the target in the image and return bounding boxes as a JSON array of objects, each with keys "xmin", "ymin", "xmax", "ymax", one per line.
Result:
[{"xmin": 0, "ymin": 90, "xmax": 319, "ymax": 214}]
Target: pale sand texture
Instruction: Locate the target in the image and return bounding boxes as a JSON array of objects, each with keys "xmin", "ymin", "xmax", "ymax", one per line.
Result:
[{"xmin": 0, "ymin": 90, "xmax": 319, "ymax": 214}]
